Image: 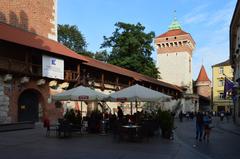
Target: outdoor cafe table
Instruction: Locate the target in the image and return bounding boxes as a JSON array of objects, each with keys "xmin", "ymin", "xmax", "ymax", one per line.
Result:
[{"xmin": 121, "ymin": 125, "xmax": 141, "ymax": 141}]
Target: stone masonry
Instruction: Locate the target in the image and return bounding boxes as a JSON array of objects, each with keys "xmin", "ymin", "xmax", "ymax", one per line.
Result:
[{"xmin": 0, "ymin": 76, "xmax": 10, "ymax": 123}]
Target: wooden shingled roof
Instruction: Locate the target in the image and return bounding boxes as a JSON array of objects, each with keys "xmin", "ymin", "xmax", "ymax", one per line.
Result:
[
  {"xmin": 0, "ymin": 22, "xmax": 88, "ymax": 62},
  {"xmin": 0, "ymin": 22, "xmax": 182, "ymax": 92}
]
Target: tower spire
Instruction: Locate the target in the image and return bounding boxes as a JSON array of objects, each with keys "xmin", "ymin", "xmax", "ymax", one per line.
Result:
[
  {"xmin": 168, "ymin": 10, "xmax": 182, "ymax": 31},
  {"xmin": 174, "ymin": 10, "xmax": 177, "ymax": 20}
]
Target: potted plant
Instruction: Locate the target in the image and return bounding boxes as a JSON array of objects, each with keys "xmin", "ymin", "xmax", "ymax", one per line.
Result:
[{"xmin": 157, "ymin": 109, "xmax": 174, "ymax": 139}]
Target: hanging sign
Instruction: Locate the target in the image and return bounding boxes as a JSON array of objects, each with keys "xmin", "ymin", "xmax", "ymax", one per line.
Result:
[{"xmin": 42, "ymin": 55, "xmax": 64, "ymax": 80}]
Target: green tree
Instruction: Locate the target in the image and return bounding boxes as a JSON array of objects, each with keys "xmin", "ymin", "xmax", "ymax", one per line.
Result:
[
  {"xmin": 101, "ymin": 22, "xmax": 159, "ymax": 78},
  {"xmin": 58, "ymin": 24, "xmax": 93, "ymax": 57},
  {"xmin": 94, "ymin": 50, "xmax": 109, "ymax": 62}
]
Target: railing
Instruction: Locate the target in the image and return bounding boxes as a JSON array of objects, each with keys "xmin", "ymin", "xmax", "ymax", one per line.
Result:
[
  {"xmin": 64, "ymin": 70, "xmax": 79, "ymax": 82},
  {"xmin": 0, "ymin": 57, "xmax": 42, "ymax": 76},
  {"xmin": 0, "ymin": 57, "xmax": 79, "ymax": 82}
]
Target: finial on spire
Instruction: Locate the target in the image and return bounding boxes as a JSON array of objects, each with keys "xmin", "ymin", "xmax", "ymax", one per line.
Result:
[{"xmin": 174, "ymin": 10, "xmax": 177, "ymax": 20}]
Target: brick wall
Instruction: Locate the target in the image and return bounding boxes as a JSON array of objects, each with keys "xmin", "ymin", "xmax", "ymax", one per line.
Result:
[
  {"xmin": 196, "ymin": 82, "xmax": 211, "ymax": 98},
  {"xmin": 0, "ymin": 0, "xmax": 57, "ymax": 41},
  {"xmin": 3, "ymin": 77, "xmax": 62, "ymax": 123}
]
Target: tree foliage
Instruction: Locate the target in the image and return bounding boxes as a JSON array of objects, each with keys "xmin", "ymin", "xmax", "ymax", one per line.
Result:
[
  {"xmin": 58, "ymin": 24, "xmax": 93, "ymax": 57},
  {"xmin": 94, "ymin": 50, "xmax": 109, "ymax": 62},
  {"xmin": 101, "ymin": 22, "xmax": 159, "ymax": 78}
]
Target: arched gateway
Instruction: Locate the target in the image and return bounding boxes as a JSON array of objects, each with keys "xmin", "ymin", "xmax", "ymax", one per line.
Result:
[{"xmin": 18, "ymin": 89, "xmax": 42, "ymax": 122}]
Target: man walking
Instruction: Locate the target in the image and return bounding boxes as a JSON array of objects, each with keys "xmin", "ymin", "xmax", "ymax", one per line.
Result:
[{"xmin": 196, "ymin": 112, "xmax": 204, "ymax": 141}]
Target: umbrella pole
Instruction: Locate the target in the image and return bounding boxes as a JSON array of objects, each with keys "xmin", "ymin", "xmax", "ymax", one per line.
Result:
[
  {"xmin": 130, "ymin": 102, "xmax": 133, "ymax": 115},
  {"xmin": 81, "ymin": 101, "xmax": 83, "ymax": 117},
  {"xmin": 135, "ymin": 101, "xmax": 137, "ymax": 112}
]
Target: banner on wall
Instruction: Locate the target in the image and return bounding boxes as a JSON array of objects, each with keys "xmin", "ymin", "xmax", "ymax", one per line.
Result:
[{"xmin": 42, "ymin": 55, "xmax": 64, "ymax": 80}]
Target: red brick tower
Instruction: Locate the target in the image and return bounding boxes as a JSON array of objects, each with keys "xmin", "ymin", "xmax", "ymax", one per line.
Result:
[
  {"xmin": 196, "ymin": 65, "xmax": 211, "ymax": 98},
  {"xmin": 0, "ymin": 0, "xmax": 57, "ymax": 41}
]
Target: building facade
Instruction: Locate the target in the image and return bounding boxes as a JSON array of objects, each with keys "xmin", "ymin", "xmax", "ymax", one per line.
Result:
[
  {"xmin": 212, "ymin": 60, "xmax": 233, "ymax": 113},
  {"xmin": 195, "ymin": 65, "xmax": 211, "ymax": 111},
  {"xmin": 0, "ymin": 1, "xmax": 182, "ymax": 124},
  {"xmin": 154, "ymin": 18, "xmax": 197, "ymax": 113},
  {"xmin": 155, "ymin": 18, "xmax": 195, "ymax": 93},
  {"xmin": 196, "ymin": 65, "xmax": 211, "ymax": 98},
  {"xmin": 230, "ymin": 0, "xmax": 240, "ymax": 124}
]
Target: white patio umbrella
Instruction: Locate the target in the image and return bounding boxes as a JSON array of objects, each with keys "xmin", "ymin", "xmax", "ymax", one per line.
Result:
[
  {"xmin": 108, "ymin": 84, "xmax": 171, "ymax": 102},
  {"xmin": 52, "ymin": 86, "xmax": 108, "ymax": 115},
  {"xmin": 108, "ymin": 84, "xmax": 171, "ymax": 114},
  {"xmin": 52, "ymin": 85, "xmax": 108, "ymax": 101}
]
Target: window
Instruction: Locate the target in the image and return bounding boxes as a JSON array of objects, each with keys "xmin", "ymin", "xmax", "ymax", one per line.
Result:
[
  {"xmin": 219, "ymin": 67, "xmax": 224, "ymax": 74},
  {"xmin": 219, "ymin": 93, "xmax": 224, "ymax": 99},
  {"xmin": 218, "ymin": 80, "xmax": 224, "ymax": 87},
  {"xmin": 189, "ymin": 58, "xmax": 191, "ymax": 73},
  {"xmin": 174, "ymin": 42, "xmax": 178, "ymax": 46}
]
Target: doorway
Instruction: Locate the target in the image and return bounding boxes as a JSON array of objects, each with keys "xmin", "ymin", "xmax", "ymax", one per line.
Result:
[{"xmin": 18, "ymin": 90, "xmax": 40, "ymax": 122}]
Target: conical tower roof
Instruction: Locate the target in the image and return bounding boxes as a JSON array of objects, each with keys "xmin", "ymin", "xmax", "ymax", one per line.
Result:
[{"xmin": 196, "ymin": 65, "xmax": 210, "ymax": 82}]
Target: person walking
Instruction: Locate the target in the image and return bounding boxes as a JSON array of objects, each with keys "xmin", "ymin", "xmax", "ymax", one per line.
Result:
[
  {"xmin": 196, "ymin": 112, "xmax": 204, "ymax": 141},
  {"xmin": 179, "ymin": 111, "xmax": 183, "ymax": 122},
  {"xmin": 117, "ymin": 106, "xmax": 124, "ymax": 122},
  {"xmin": 220, "ymin": 111, "xmax": 225, "ymax": 121},
  {"xmin": 203, "ymin": 112, "xmax": 212, "ymax": 142}
]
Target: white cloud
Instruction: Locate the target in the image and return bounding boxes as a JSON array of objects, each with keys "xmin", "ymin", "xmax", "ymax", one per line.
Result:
[
  {"xmin": 183, "ymin": 4, "xmax": 209, "ymax": 24},
  {"xmin": 186, "ymin": 1, "xmax": 236, "ymax": 80}
]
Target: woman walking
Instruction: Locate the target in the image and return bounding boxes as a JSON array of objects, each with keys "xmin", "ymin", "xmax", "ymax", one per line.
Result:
[{"xmin": 203, "ymin": 112, "xmax": 212, "ymax": 142}]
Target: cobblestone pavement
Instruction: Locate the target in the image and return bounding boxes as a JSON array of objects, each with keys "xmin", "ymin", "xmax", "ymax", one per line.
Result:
[
  {"xmin": 0, "ymin": 123, "xmax": 214, "ymax": 159},
  {"xmin": 175, "ymin": 117, "xmax": 240, "ymax": 159}
]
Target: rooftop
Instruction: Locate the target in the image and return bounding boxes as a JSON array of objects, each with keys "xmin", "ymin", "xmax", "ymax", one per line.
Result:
[
  {"xmin": 212, "ymin": 59, "xmax": 230, "ymax": 67},
  {"xmin": 156, "ymin": 29, "xmax": 189, "ymax": 38},
  {"xmin": 0, "ymin": 22, "xmax": 88, "ymax": 62},
  {"xmin": 196, "ymin": 65, "xmax": 211, "ymax": 82}
]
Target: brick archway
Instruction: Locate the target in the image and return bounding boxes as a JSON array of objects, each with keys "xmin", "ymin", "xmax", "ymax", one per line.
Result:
[{"xmin": 17, "ymin": 89, "xmax": 44, "ymax": 122}]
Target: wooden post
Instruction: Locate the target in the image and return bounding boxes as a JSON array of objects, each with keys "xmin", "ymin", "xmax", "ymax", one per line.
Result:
[
  {"xmin": 101, "ymin": 73, "xmax": 104, "ymax": 91},
  {"xmin": 83, "ymin": 69, "xmax": 86, "ymax": 86},
  {"xmin": 25, "ymin": 52, "xmax": 29, "ymax": 73},
  {"xmin": 77, "ymin": 64, "xmax": 81, "ymax": 84},
  {"xmin": 116, "ymin": 77, "xmax": 119, "ymax": 86},
  {"xmin": 128, "ymin": 80, "xmax": 131, "ymax": 86}
]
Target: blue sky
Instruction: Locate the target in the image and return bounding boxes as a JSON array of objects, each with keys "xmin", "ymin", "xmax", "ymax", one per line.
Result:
[{"xmin": 58, "ymin": 0, "xmax": 237, "ymax": 80}]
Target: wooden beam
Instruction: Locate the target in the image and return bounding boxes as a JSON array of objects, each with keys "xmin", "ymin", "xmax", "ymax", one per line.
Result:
[
  {"xmin": 77, "ymin": 64, "xmax": 81, "ymax": 84},
  {"xmin": 83, "ymin": 69, "xmax": 86, "ymax": 86}
]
